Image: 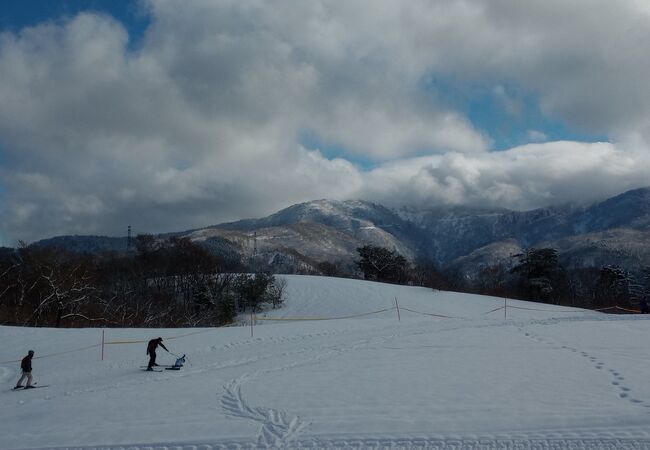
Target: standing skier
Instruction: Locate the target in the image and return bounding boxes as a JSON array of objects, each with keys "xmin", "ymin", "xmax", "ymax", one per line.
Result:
[
  {"xmin": 14, "ymin": 350, "xmax": 35, "ymax": 389},
  {"xmin": 146, "ymin": 337, "xmax": 169, "ymax": 371}
]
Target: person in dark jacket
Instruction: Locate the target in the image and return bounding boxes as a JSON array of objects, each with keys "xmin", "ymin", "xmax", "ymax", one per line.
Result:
[
  {"xmin": 146, "ymin": 337, "xmax": 169, "ymax": 371},
  {"xmin": 15, "ymin": 350, "xmax": 35, "ymax": 389}
]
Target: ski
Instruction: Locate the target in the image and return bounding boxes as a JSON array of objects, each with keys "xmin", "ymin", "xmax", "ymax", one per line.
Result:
[
  {"xmin": 140, "ymin": 365, "xmax": 182, "ymax": 370},
  {"xmin": 141, "ymin": 368, "xmax": 163, "ymax": 372},
  {"xmin": 12, "ymin": 385, "xmax": 48, "ymax": 391}
]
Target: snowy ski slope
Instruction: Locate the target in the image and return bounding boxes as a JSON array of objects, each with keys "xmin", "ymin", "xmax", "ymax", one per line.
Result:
[{"xmin": 1, "ymin": 275, "xmax": 650, "ymax": 449}]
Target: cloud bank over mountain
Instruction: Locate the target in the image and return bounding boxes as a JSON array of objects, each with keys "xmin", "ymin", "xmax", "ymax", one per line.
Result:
[{"xmin": 1, "ymin": 0, "xmax": 650, "ymax": 243}]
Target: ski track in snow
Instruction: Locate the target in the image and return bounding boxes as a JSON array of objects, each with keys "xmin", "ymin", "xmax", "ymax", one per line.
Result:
[
  {"xmin": 213, "ymin": 315, "xmax": 527, "ymax": 447},
  {"xmin": 217, "ymin": 324, "xmax": 421, "ymax": 446},
  {"xmin": 516, "ymin": 323, "xmax": 650, "ymax": 411},
  {"xmin": 221, "ymin": 374, "xmax": 310, "ymax": 447}
]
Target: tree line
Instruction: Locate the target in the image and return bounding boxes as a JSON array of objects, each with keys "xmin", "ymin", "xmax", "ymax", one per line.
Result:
[
  {"xmin": 0, "ymin": 235, "xmax": 285, "ymax": 328},
  {"xmin": 2, "ymin": 238, "xmax": 648, "ymax": 328},
  {"xmin": 353, "ymin": 245, "xmax": 650, "ymax": 311}
]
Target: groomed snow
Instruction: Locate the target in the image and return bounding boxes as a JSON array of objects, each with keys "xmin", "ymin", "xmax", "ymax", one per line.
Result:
[{"xmin": 1, "ymin": 275, "xmax": 650, "ymax": 449}]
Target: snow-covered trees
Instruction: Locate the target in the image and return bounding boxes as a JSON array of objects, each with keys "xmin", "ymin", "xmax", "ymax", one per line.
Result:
[
  {"xmin": 0, "ymin": 237, "xmax": 284, "ymax": 327},
  {"xmin": 0, "ymin": 244, "xmax": 96, "ymax": 326}
]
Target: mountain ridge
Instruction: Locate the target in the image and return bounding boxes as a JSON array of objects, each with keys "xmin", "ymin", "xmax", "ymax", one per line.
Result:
[{"xmin": 32, "ymin": 187, "xmax": 650, "ymax": 275}]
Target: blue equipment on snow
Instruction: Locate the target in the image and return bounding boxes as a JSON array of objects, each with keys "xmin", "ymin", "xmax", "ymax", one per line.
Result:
[{"xmin": 173, "ymin": 354, "xmax": 186, "ymax": 368}]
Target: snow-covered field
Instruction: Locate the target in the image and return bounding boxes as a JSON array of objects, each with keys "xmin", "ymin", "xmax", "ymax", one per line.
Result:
[{"xmin": 1, "ymin": 275, "xmax": 650, "ymax": 449}]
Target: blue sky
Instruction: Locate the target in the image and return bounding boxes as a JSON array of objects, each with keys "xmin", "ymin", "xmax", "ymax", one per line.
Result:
[
  {"xmin": 423, "ymin": 76, "xmax": 609, "ymax": 152},
  {"xmin": 0, "ymin": 1, "xmax": 648, "ymax": 244},
  {"xmin": 0, "ymin": 0, "xmax": 150, "ymax": 47}
]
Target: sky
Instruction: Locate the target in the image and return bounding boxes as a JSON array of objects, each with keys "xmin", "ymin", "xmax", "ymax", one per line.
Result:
[{"xmin": 1, "ymin": 0, "xmax": 650, "ymax": 245}]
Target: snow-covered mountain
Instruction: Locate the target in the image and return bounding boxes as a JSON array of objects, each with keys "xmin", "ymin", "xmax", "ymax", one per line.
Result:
[
  {"xmin": 200, "ymin": 187, "xmax": 650, "ymax": 273},
  {"xmin": 33, "ymin": 187, "xmax": 650, "ymax": 274},
  {"xmin": 570, "ymin": 187, "xmax": 650, "ymax": 233}
]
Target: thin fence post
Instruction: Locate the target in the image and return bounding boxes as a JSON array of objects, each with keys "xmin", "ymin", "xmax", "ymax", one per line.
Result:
[
  {"xmin": 250, "ymin": 310, "xmax": 254, "ymax": 338},
  {"xmin": 504, "ymin": 298, "xmax": 507, "ymax": 319},
  {"xmin": 395, "ymin": 297, "xmax": 401, "ymax": 322},
  {"xmin": 101, "ymin": 329, "xmax": 105, "ymax": 361}
]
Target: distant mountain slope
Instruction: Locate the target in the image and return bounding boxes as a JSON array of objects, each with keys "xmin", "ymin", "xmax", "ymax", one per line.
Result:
[
  {"xmin": 218, "ymin": 199, "xmax": 397, "ymax": 231},
  {"xmin": 544, "ymin": 228, "xmax": 650, "ymax": 269},
  {"xmin": 217, "ymin": 199, "xmax": 422, "ymax": 252},
  {"xmin": 194, "ymin": 201, "xmax": 418, "ymax": 272},
  {"xmin": 32, "ymin": 235, "xmax": 128, "ymax": 254},
  {"xmin": 394, "ymin": 204, "xmax": 579, "ymax": 262},
  {"xmin": 570, "ymin": 187, "xmax": 650, "ymax": 233},
  {"xmin": 31, "ymin": 187, "xmax": 650, "ymax": 274}
]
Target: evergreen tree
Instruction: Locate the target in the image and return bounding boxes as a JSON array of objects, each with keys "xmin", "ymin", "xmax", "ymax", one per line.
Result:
[
  {"xmin": 233, "ymin": 272, "xmax": 278, "ymax": 313},
  {"xmin": 215, "ymin": 292, "xmax": 237, "ymax": 325},
  {"xmin": 511, "ymin": 248, "xmax": 562, "ymax": 302},
  {"xmin": 356, "ymin": 245, "xmax": 408, "ymax": 284},
  {"xmin": 595, "ymin": 265, "xmax": 639, "ymax": 308}
]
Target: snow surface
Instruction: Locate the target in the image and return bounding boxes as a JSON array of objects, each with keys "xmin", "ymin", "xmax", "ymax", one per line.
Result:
[{"xmin": 1, "ymin": 275, "xmax": 650, "ymax": 449}]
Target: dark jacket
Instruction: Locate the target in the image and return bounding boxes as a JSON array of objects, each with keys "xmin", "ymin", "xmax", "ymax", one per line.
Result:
[
  {"xmin": 146, "ymin": 338, "xmax": 168, "ymax": 355},
  {"xmin": 21, "ymin": 355, "xmax": 32, "ymax": 372}
]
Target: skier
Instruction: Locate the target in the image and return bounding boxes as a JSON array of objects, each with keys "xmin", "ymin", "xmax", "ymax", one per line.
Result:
[
  {"xmin": 14, "ymin": 350, "xmax": 35, "ymax": 389},
  {"xmin": 146, "ymin": 337, "xmax": 169, "ymax": 371}
]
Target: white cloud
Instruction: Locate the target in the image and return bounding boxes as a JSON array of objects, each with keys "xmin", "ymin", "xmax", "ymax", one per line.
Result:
[
  {"xmin": 360, "ymin": 141, "xmax": 649, "ymax": 210},
  {"xmin": 1, "ymin": 1, "xmax": 650, "ymax": 243}
]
